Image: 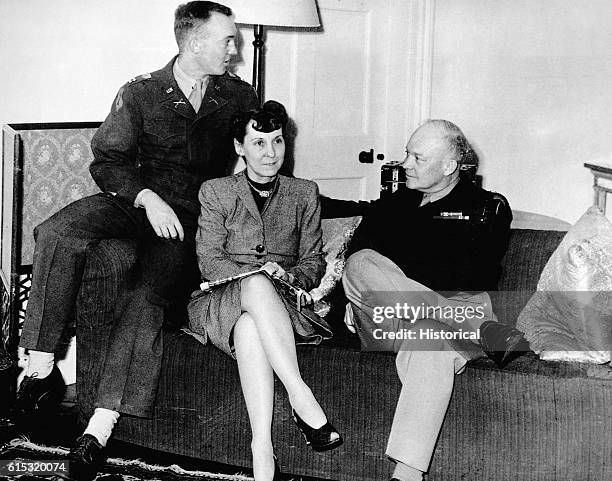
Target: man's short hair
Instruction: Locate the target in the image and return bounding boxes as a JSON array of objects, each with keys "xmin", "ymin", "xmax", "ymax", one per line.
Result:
[
  {"xmin": 174, "ymin": 1, "xmax": 233, "ymax": 50},
  {"xmin": 426, "ymin": 119, "xmax": 478, "ymax": 168}
]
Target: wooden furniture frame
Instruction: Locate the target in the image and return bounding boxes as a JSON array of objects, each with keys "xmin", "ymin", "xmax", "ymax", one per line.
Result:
[{"xmin": 584, "ymin": 161, "xmax": 612, "ymax": 214}]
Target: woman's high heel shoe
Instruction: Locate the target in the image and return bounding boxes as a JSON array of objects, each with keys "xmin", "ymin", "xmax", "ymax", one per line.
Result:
[
  {"xmin": 292, "ymin": 410, "xmax": 343, "ymax": 452},
  {"xmin": 273, "ymin": 455, "xmax": 281, "ymax": 481}
]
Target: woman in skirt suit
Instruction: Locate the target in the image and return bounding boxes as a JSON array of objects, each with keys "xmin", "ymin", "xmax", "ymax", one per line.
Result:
[{"xmin": 188, "ymin": 101, "xmax": 343, "ymax": 480}]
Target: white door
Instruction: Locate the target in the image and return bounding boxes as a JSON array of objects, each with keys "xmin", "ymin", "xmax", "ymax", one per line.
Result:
[
  {"xmin": 289, "ymin": 0, "xmax": 434, "ymax": 200},
  {"xmin": 233, "ymin": 0, "xmax": 433, "ymax": 200}
]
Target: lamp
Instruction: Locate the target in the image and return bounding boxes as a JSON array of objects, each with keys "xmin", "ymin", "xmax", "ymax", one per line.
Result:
[{"xmin": 222, "ymin": 0, "xmax": 320, "ymax": 101}]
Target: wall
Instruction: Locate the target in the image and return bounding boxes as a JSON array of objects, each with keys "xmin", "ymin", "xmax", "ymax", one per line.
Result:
[
  {"xmin": 0, "ymin": 0, "xmax": 175, "ymax": 124},
  {"xmin": 0, "ymin": 0, "xmax": 296, "ymax": 129},
  {"xmin": 430, "ymin": 0, "xmax": 612, "ymax": 223},
  {"xmin": 0, "ymin": 0, "xmax": 306, "ymax": 188},
  {"xmin": 3, "ymin": 0, "xmax": 610, "ymax": 223}
]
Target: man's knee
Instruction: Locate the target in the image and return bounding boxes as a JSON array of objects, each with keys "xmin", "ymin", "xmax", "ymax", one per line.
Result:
[
  {"xmin": 33, "ymin": 194, "xmax": 122, "ymax": 243},
  {"xmin": 33, "ymin": 216, "xmax": 62, "ymax": 242},
  {"xmin": 342, "ymin": 248, "xmax": 385, "ymax": 294},
  {"xmin": 344, "ymin": 249, "xmax": 379, "ymax": 278}
]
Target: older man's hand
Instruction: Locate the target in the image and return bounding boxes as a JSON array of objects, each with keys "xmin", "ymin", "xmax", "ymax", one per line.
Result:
[{"xmin": 139, "ymin": 190, "xmax": 184, "ymax": 241}]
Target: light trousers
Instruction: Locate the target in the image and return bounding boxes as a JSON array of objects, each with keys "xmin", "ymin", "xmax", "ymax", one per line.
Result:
[{"xmin": 342, "ymin": 249, "xmax": 486, "ymax": 472}]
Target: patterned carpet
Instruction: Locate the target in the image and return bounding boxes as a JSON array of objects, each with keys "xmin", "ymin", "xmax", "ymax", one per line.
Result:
[{"xmin": 0, "ymin": 438, "xmax": 256, "ymax": 481}]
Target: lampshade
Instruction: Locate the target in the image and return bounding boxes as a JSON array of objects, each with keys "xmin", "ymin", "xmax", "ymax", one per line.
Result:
[{"xmin": 222, "ymin": 0, "xmax": 320, "ymax": 27}]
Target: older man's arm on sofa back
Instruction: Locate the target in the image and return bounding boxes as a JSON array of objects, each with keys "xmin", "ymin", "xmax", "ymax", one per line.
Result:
[{"xmin": 320, "ymin": 195, "xmax": 375, "ymax": 219}]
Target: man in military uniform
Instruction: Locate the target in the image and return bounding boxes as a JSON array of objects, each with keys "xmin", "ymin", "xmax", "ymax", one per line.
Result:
[
  {"xmin": 322, "ymin": 119, "xmax": 528, "ymax": 481},
  {"xmin": 15, "ymin": 1, "xmax": 258, "ymax": 470}
]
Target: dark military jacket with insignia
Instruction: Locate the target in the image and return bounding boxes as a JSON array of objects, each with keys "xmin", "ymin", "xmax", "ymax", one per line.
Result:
[
  {"xmin": 90, "ymin": 57, "xmax": 259, "ymax": 219},
  {"xmin": 321, "ymin": 177, "xmax": 513, "ymax": 292}
]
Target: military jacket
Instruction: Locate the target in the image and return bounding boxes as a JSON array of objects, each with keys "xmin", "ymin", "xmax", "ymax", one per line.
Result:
[
  {"xmin": 90, "ymin": 57, "xmax": 259, "ymax": 218},
  {"xmin": 321, "ymin": 177, "xmax": 513, "ymax": 292}
]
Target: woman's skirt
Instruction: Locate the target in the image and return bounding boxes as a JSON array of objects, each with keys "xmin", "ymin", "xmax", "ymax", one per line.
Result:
[{"xmin": 186, "ymin": 275, "xmax": 332, "ymax": 358}]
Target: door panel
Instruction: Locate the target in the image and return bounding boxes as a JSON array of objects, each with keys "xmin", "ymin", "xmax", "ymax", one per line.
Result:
[
  {"xmin": 234, "ymin": 0, "xmax": 433, "ymax": 200},
  {"xmin": 293, "ymin": 0, "xmax": 390, "ymax": 200}
]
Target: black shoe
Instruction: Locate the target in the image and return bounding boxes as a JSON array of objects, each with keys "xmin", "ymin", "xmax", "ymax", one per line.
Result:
[
  {"xmin": 14, "ymin": 365, "xmax": 66, "ymax": 416},
  {"xmin": 68, "ymin": 434, "xmax": 105, "ymax": 480},
  {"xmin": 292, "ymin": 410, "xmax": 343, "ymax": 452},
  {"xmin": 480, "ymin": 321, "xmax": 531, "ymax": 368}
]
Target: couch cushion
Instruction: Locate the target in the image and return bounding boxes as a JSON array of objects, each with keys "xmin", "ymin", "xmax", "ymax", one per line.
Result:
[
  {"xmin": 112, "ymin": 336, "xmax": 612, "ymax": 481},
  {"xmin": 310, "ymin": 216, "xmax": 362, "ymax": 314},
  {"xmin": 517, "ymin": 206, "xmax": 612, "ymax": 364},
  {"xmin": 493, "ymin": 229, "xmax": 566, "ymax": 326}
]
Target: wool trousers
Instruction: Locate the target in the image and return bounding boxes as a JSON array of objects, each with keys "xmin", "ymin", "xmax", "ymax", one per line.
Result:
[
  {"xmin": 20, "ymin": 192, "xmax": 198, "ymax": 417},
  {"xmin": 342, "ymin": 249, "xmax": 486, "ymax": 472}
]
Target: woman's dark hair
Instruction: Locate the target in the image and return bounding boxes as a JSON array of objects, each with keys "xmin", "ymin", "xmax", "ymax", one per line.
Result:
[{"xmin": 232, "ymin": 100, "xmax": 288, "ymax": 143}]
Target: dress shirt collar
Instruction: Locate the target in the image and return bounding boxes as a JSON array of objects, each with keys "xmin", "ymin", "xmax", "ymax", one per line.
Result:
[{"xmin": 173, "ymin": 57, "xmax": 209, "ymax": 99}]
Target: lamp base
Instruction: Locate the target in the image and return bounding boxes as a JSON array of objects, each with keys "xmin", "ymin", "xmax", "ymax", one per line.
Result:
[{"xmin": 252, "ymin": 24, "xmax": 265, "ymax": 102}]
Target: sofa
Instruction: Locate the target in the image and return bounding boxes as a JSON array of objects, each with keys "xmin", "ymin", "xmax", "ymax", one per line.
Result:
[
  {"xmin": 74, "ymin": 220, "xmax": 612, "ymax": 481},
  {"xmin": 4, "ymin": 123, "xmax": 608, "ymax": 480}
]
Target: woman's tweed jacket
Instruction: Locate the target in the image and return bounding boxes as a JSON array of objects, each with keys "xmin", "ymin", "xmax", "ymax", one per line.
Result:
[{"xmin": 187, "ymin": 170, "xmax": 327, "ymax": 354}]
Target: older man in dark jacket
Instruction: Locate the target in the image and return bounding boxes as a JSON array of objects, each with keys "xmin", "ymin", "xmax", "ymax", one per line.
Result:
[
  {"xmin": 323, "ymin": 119, "xmax": 528, "ymax": 481},
  {"xmin": 16, "ymin": 1, "xmax": 258, "ymax": 472}
]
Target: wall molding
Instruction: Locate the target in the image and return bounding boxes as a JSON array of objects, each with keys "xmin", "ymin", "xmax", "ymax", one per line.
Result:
[{"xmin": 405, "ymin": 0, "xmax": 435, "ymax": 133}]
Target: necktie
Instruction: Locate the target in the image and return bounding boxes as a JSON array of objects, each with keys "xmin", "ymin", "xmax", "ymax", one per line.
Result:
[
  {"xmin": 188, "ymin": 79, "xmax": 203, "ymax": 113},
  {"xmin": 420, "ymin": 193, "xmax": 431, "ymax": 207}
]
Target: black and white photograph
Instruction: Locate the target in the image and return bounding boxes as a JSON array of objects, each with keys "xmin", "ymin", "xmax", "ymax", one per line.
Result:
[{"xmin": 0, "ymin": 1, "xmax": 610, "ymax": 480}]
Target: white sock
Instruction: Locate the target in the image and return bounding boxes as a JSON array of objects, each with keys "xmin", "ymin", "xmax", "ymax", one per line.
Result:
[
  {"xmin": 393, "ymin": 461, "xmax": 423, "ymax": 481},
  {"xmin": 26, "ymin": 350, "xmax": 54, "ymax": 378},
  {"xmin": 83, "ymin": 408, "xmax": 120, "ymax": 447}
]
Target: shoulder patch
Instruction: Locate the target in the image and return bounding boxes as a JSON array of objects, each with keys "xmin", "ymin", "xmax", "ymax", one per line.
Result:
[
  {"xmin": 114, "ymin": 86, "xmax": 125, "ymax": 112},
  {"xmin": 127, "ymin": 72, "xmax": 152, "ymax": 84}
]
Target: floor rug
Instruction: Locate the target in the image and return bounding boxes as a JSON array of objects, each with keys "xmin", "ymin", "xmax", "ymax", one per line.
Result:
[{"xmin": 0, "ymin": 438, "xmax": 256, "ymax": 481}]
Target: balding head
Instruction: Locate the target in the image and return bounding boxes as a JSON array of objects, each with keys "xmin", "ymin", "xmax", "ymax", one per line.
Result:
[
  {"xmin": 402, "ymin": 119, "xmax": 476, "ymax": 193},
  {"xmin": 424, "ymin": 119, "xmax": 478, "ymax": 168}
]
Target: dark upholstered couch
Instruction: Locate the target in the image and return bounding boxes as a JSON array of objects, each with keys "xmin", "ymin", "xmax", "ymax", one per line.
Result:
[{"xmin": 74, "ymin": 226, "xmax": 612, "ymax": 481}]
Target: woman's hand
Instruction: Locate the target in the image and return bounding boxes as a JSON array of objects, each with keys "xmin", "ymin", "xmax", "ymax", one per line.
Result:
[
  {"xmin": 261, "ymin": 262, "xmax": 313, "ymax": 307},
  {"xmin": 261, "ymin": 262, "xmax": 294, "ymax": 283},
  {"xmin": 299, "ymin": 290, "xmax": 313, "ymax": 307}
]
